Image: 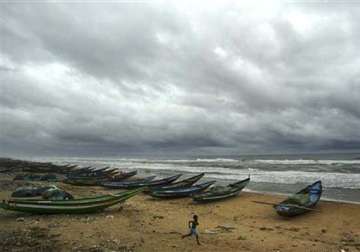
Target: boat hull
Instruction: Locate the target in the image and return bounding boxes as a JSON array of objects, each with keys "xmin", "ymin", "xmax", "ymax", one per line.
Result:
[
  {"xmin": 193, "ymin": 178, "xmax": 250, "ymax": 203},
  {"xmin": 149, "ymin": 173, "xmax": 204, "ymax": 192},
  {"xmin": 274, "ymin": 180, "xmax": 322, "ymax": 217},
  {"xmin": 0, "ymin": 189, "xmax": 142, "ymax": 214},
  {"xmin": 102, "ymin": 174, "xmax": 181, "ymax": 189},
  {"xmin": 9, "ymin": 190, "xmax": 137, "ymax": 206},
  {"xmin": 150, "ymin": 181, "xmax": 215, "ymax": 199}
]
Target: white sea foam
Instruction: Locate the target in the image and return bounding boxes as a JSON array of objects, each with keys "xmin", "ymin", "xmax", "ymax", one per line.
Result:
[
  {"xmin": 253, "ymin": 159, "xmax": 360, "ymax": 165},
  {"xmin": 205, "ymin": 170, "xmax": 360, "ymax": 189},
  {"xmin": 194, "ymin": 158, "xmax": 239, "ymax": 162}
]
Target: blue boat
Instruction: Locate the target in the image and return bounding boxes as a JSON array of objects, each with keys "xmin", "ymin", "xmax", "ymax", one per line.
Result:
[
  {"xmin": 101, "ymin": 174, "xmax": 182, "ymax": 189},
  {"xmin": 193, "ymin": 177, "xmax": 250, "ymax": 203},
  {"xmin": 150, "ymin": 181, "xmax": 216, "ymax": 199},
  {"xmin": 274, "ymin": 180, "xmax": 322, "ymax": 217},
  {"xmin": 150, "ymin": 173, "xmax": 205, "ymax": 192}
]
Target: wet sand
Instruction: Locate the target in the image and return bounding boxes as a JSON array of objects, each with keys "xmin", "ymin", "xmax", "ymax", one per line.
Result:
[{"xmin": 0, "ymin": 175, "xmax": 360, "ymax": 252}]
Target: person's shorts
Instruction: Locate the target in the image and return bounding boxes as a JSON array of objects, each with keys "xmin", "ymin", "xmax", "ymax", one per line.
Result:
[{"xmin": 190, "ymin": 228, "xmax": 198, "ymax": 236}]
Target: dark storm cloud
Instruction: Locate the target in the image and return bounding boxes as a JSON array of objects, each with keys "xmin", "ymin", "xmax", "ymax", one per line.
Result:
[{"xmin": 1, "ymin": 1, "xmax": 360, "ymax": 157}]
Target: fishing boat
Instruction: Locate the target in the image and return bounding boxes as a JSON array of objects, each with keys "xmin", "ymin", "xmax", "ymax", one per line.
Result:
[
  {"xmin": 63, "ymin": 177, "xmax": 105, "ymax": 186},
  {"xmin": 101, "ymin": 174, "xmax": 181, "ymax": 189},
  {"xmin": 8, "ymin": 189, "xmax": 140, "ymax": 206},
  {"xmin": 149, "ymin": 173, "xmax": 204, "ymax": 192},
  {"xmin": 101, "ymin": 176, "xmax": 156, "ymax": 189},
  {"xmin": 274, "ymin": 180, "xmax": 322, "ymax": 217},
  {"xmin": 192, "ymin": 177, "xmax": 250, "ymax": 203},
  {"xmin": 150, "ymin": 181, "xmax": 216, "ymax": 199},
  {"xmin": 11, "ymin": 186, "xmax": 58, "ymax": 198},
  {"xmin": 63, "ymin": 164, "xmax": 78, "ymax": 170},
  {"xmin": 64, "ymin": 168, "xmax": 123, "ymax": 185},
  {"xmin": 68, "ymin": 166, "xmax": 113, "ymax": 178},
  {"xmin": 66, "ymin": 173, "xmax": 115, "ymax": 182},
  {"xmin": 107, "ymin": 170, "xmax": 137, "ymax": 182},
  {"xmin": 0, "ymin": 188, "xmax": 142, "ymax": 214},
  {"xmin": 68, "ymin": 166, "xmax": 94, "ymax": 175}
]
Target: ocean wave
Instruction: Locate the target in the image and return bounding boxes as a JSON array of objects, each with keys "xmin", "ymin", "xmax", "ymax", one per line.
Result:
[
  {"xmin": 204, "ymin": 171, "xmax": 360, "ymax": 189},
  {"xmin": 194, "ymin": 158, "xmax": 239, "ymax": 162},
  {"xmin": 253, "ymin": 159, "xmax": 360, "ymax": 165}
]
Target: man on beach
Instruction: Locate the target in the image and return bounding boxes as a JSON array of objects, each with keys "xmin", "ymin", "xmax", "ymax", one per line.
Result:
[{"xmin": 182, "ymin": 215, "xmax": 201, "ymax": 245}]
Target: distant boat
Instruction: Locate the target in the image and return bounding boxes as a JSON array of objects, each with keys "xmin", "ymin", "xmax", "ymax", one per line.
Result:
[
  {"xmin": 274, "ymin": 180, "xmax": 322, "ymax": 217},
  {"xmin": 192, "ymin": 177, "xmax": 250, "ymax": 203},
  {"xmin": 107, "ymin": 170, "xmax": 137, "ymax": 181},
  {"xmin": 63, "ymin": 177, "xmax": 105, "ymax": 186},
  {"xmin": 101, "ymin": 174, "xmax": 182, "ymax": 189},
  {"xmin": 101, "ymin": 176, "xmax": 156, "ymax": 189},
  {"xmin": 150, "ymin": 181, "xmax": 216, "ymax": 199},
  {"xmin": 149, "ymin": 173, "xmax": 204, "ymax": 192}
]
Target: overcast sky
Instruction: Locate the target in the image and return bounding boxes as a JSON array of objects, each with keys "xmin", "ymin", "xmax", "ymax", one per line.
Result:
[{"xmin": 1, "ymin": 1, "xmax": 360, "ymax": 157}]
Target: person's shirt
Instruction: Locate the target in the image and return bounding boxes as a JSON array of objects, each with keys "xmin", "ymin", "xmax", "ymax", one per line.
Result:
[{"xmin": 190, "ymin": 220, "xmax": 199, "ymax": 229}]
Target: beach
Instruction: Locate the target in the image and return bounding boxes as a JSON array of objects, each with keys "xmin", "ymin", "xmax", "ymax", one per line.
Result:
[{"xmin": 1, "ymin": 173, "xmax": 359, "ymax": 252}]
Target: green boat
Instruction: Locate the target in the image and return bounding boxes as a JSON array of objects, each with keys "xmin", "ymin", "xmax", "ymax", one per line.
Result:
[
  {"xmin": 274, "ymin": 180, "xmax": 322, "ymax": 217},
  {"xmin": 192, "ymin": 178, "xmax": 250, "ymax": 203},
  {"xmin": 8, "ymin": 189, "xmax": 142, "ymax": 206},
  {"xmin": 0, "ymin": 188, "xmax": 142, "ymax": 214},
  {"xmin": 63, "ymin": 177, "xmax": 104, "ymax": 186}
]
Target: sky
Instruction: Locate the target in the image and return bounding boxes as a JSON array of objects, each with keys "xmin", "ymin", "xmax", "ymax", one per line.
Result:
[{"xmin": 1, "ymin": 0, "xmax": 360, "ymax": 157}]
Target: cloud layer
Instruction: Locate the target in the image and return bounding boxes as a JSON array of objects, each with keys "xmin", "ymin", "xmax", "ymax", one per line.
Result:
[{"xmin": 1, "ymin": 1, "xmax": 360, "ymax": 157}]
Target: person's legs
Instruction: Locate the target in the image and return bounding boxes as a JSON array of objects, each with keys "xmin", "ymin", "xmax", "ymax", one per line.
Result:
[
  {"xmin": 195, "ymin": 234, "xmax": 201, "ymax": 245},
  {"xmin": 182, "ymin": 232, "xmax": 192, "ymax": 239}
]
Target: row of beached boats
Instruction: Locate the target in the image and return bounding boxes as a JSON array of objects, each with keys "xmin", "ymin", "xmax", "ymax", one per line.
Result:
[
  {"xmin": 0, "ymin": 158, "xmax": 77, "ymax": 174},
  {"xmin": 64, "ymin": 167, "xmax": 253, "ymax": 201},
  {"xmin": 0, "ymin": 165, "xmax": 323, "ymax": 217}
]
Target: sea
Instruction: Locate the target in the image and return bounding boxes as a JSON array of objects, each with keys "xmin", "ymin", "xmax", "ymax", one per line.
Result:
[{"xmin": 38, "ymin": 152, "xmax": 360, "ymax": 204}]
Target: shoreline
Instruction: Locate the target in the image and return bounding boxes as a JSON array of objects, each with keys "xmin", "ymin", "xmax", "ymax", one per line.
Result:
[{"xmin": 243, "ymin": 189, "xmax": 360, "ymax": 205}]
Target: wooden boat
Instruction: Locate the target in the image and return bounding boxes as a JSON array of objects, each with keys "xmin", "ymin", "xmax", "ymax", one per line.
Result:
[
  {"xmin": 143, "ymin": 174, "xmax": 181, "ymax": 187},
  {"xmin": 149, "ymin": 173, "xmax": 204, "ymax": 192},
  {"xmin": 68, "ymin": 166, "xmax": 111, "ymax": 177},
  {"xmin": 274, "ymin": 180, "xmax": 322, "ymax": 217},
  {"xmin": 76, "ymin": 169, "xmax": 116, "ymax": 178},
  {"xmin": 63, "ymin": 177, "xmax": 105, "ymax": 186},
  {"xmin": 9, "ymin": 189, "xmax": 140, "ymax": 206},
  {"xmin": 102, "ymin": 174, "xmax": 181, "ymax": 189},
  {"xmin": 66, "ymin": 173, "xmax": 114, "ymax": 181},
  {"xmin": 11, "ymin": 186, "xmax": 57, "ymax": 198},
  {"xmin": 64, "ymin": 164, "xmax": 79, "ymax": 170},
  {"xmin": 108, "ymin": 170, "xmax": 137, "ymax": 182},
  {"xmin": 150, "ymin": 181, "xmax": 216, "ymax": 199},
  {"xmin": 192, "ymin": 178, "xmax": 250, "ymax": 203},
  {"xmin": 0, "ymin": 188, "xmax": 142, "ymax": 214},
  {"xmin": 68, "ymin": 166, "xmax": 93, "ymax": 175},
  {"xmin": 106, "ymin": 169, "xmax": 124, "ymax": 178},
  {"xmin": 64, "ymin": 167, "xmax": 121, "ymax": 185},
  {"xmin": 101, "ymin": 176, "xmax": 156, "ymax": 189}
]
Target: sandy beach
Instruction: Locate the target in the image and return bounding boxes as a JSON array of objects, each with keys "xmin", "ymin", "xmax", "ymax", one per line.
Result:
[{"xmin": 0, "ymin": 173, "xmax": 359, "ymax": 252}]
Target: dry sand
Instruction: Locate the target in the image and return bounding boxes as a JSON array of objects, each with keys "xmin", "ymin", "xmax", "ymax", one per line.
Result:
[{"xmin": 0, "ymin": 175, "xmax": 359, "ymax": 252}]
